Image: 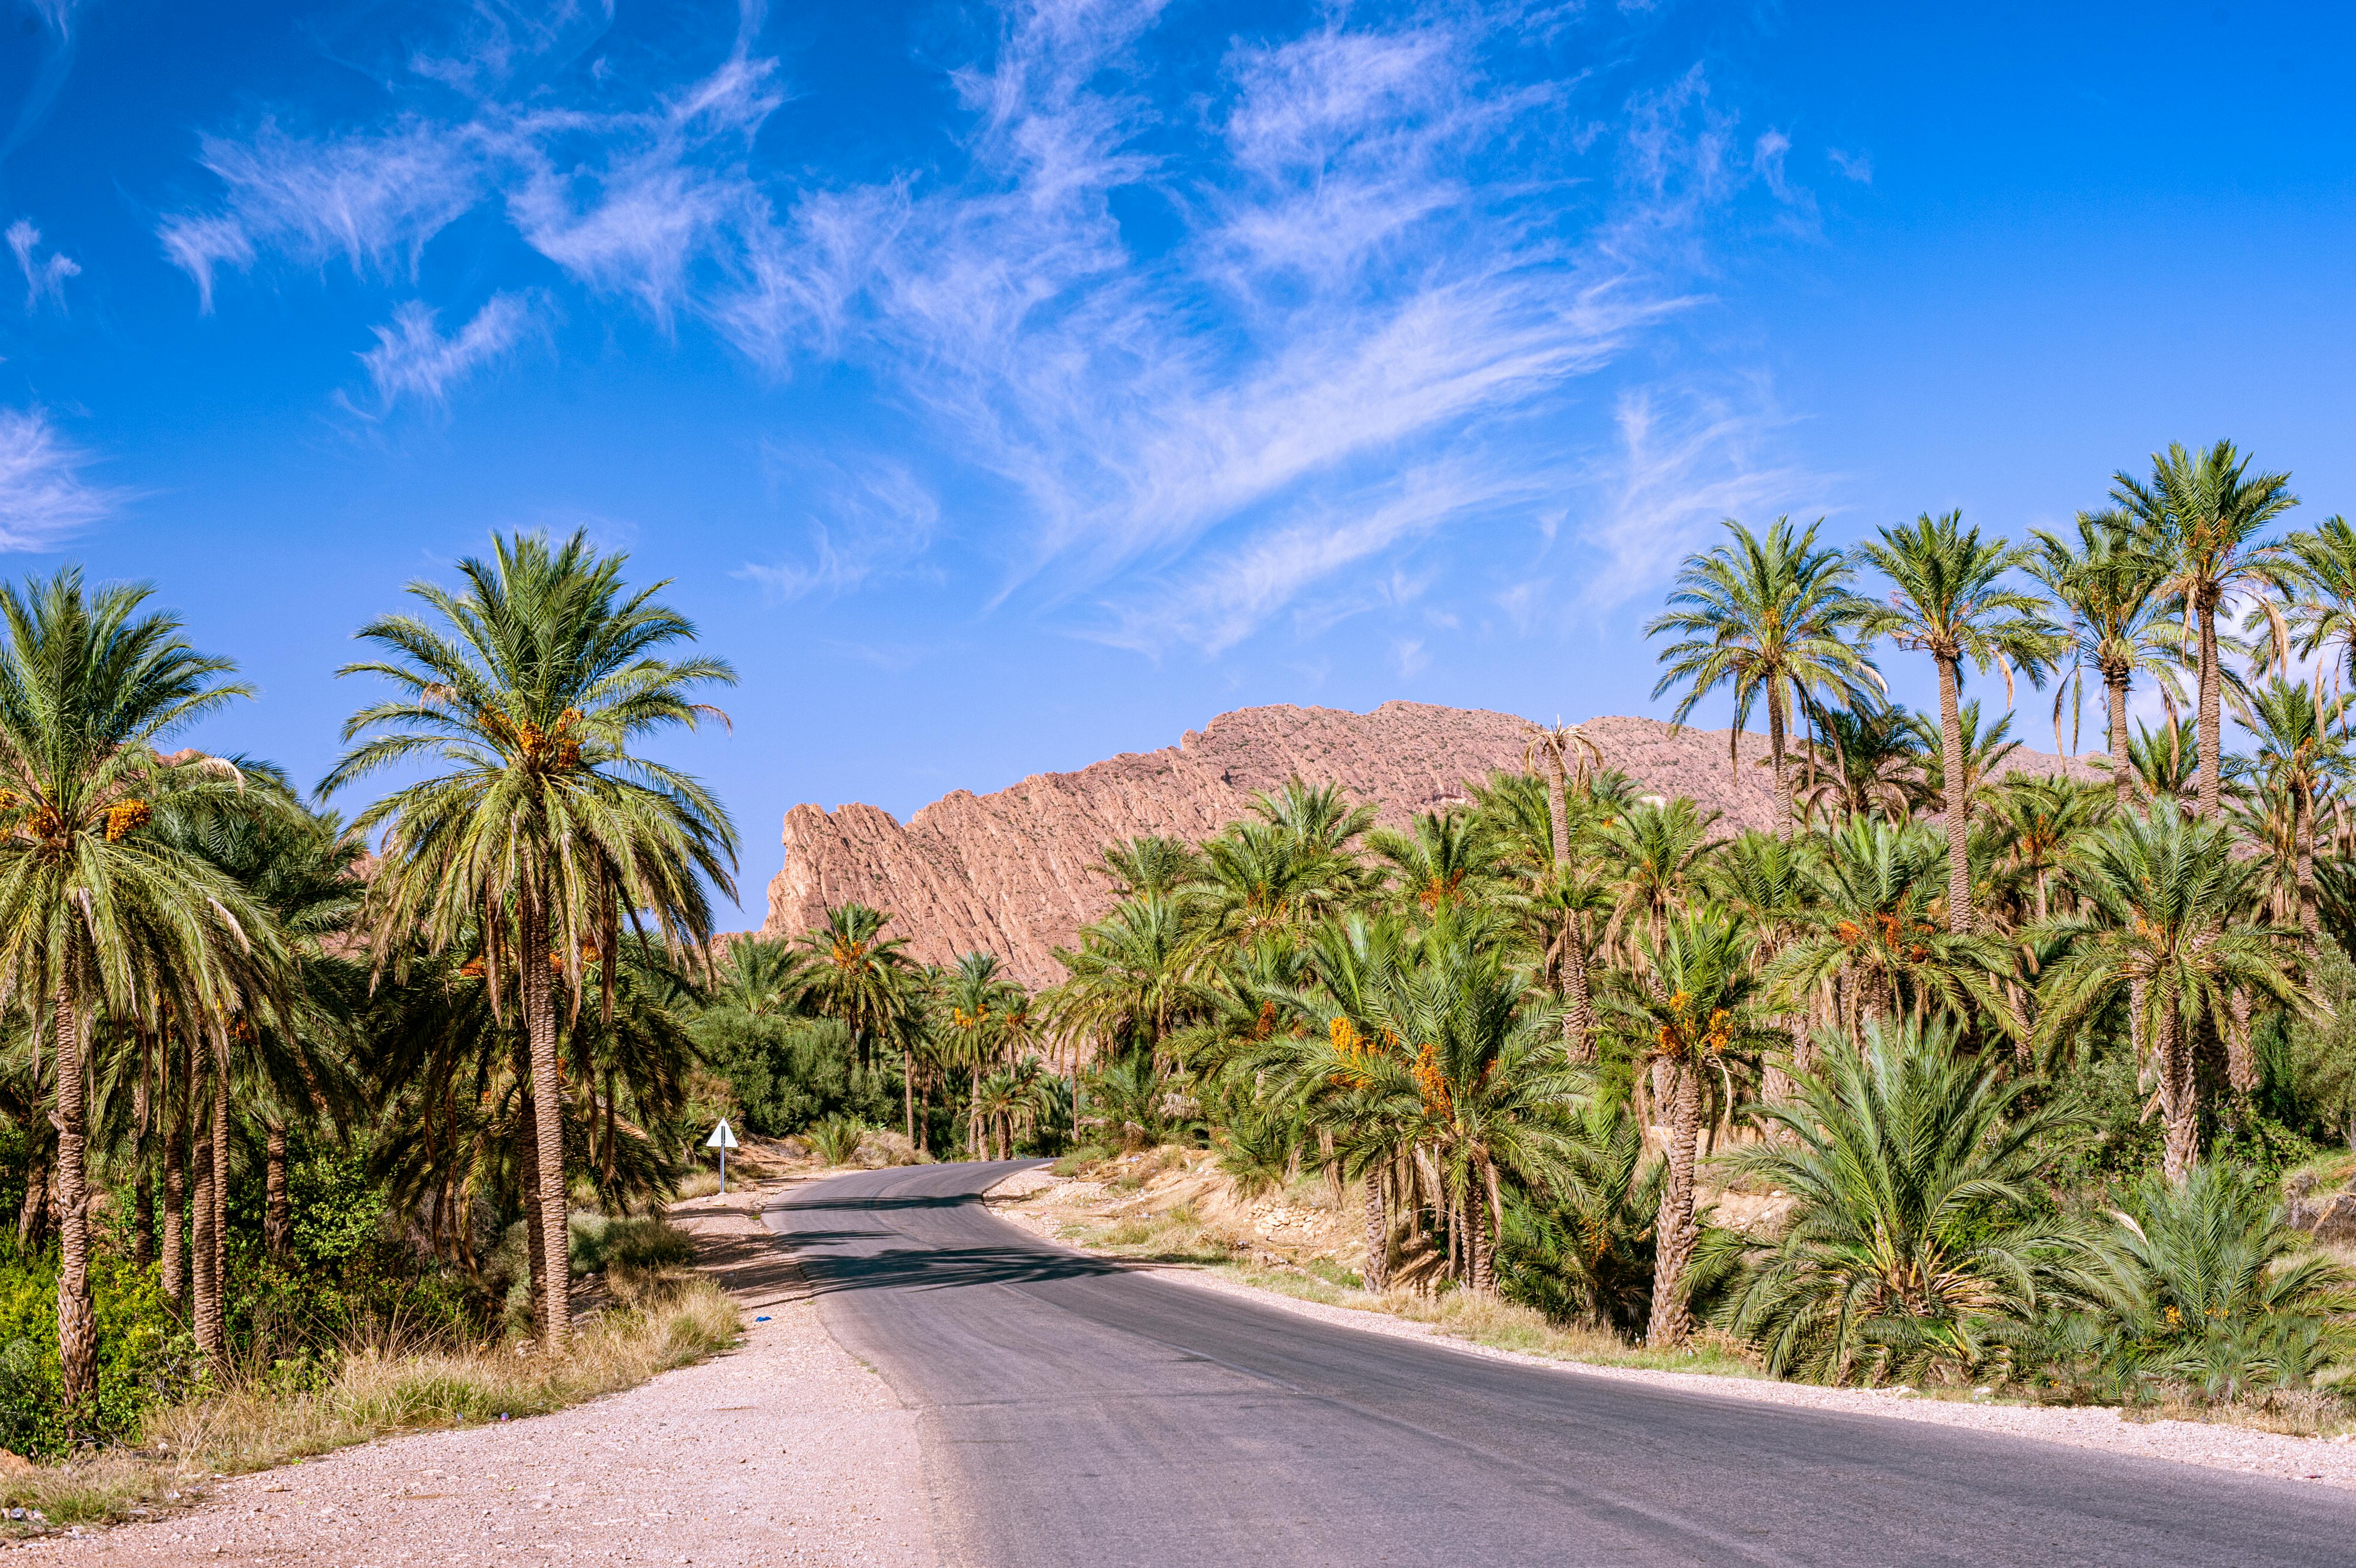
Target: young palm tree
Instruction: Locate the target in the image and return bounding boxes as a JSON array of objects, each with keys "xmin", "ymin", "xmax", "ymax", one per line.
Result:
[
  {"xmin": 1794, "ymin": 699, "xmax": 1927, "ymax": 824},
  {"xmin": 1368, "ymin": 809, "xmax": 1497, "ymax": 915},
  {"xmin": 2125, "ymin": 716, "xmax": 2201, "ymax": 805},
  {"xmin": 1764, "ymin": 815, "xmax": 2010, "ymax": 1044},
  {"xmin": 2275, "ymin": 514, "xmax": 2356, "ymax": 707},
  {"xmin": 712, "ymin": 935, "xmax": 813, "ymax": 1017},
  {"xmin": 1602, "ymin": 797, "xmax": 1722, "ymax": 955},
  {"xmin": 2231, "ymin": 677, "xmax": 2354, "ymax": 959},
  {"xmin": 1858, "ymin": 511, "xmax": 2060, "ymax": 932},
  {"xmin": 2111, "ymin": 441, "xmax": 2298, "ymax": 820},
  {"xmin": 1646, "ymin": 517, "xmax": 1881, "ymax": 835},
  {"xmin": 1720, "ymin": 1017, "xmax": 2103, "ymax": 1386},
  {"xmin": 326, "ymin": 530, "xmax": 738, "ymax": 1351},
  {"xmin": 2030, "ymin": 509, "xmax": 2186, "ymax": 810},
  {"xmin": 1906, "ymin": 698, "xmax": 2026, "ymax": 818},
  {"xmin": 2036, "ymin": 807, "xmax": 2303, "ymax": 1180},
  {"xmin": 798, "ymin": 903, "xmax": 920, "ymax": 1141},
  {"xmin": 0, "ymin": 568, "xmax": 280, "ymax": 1402},
  {"xmin": 1598, "ymin": 907, "xmax": 1772, "ymax": 1346},
  {"xmin": 1049, "ymin": 893, "xmax": 1197, "ymax": 1068}
]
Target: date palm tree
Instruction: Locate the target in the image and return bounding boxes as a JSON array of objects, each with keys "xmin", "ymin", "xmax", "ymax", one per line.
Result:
[
  {"xmin": 1858, "ymin": 512, "xmax": 2060, "ymax": 933},
  {"xmin": 1720, "ymin": 1016, "xmax": 2103, "ymax": 1386},
  {"xmin": 2036, "ymin": 807, "xmax": 2303, "ymax": 1181},
  {"xmin": 1646, "ymin": 518, "xmax": 1881, "ymax": 836},
  {"xmin": 0, "ymin": 567, "xmax": 281, "ymax": 1402},
  {"xmin": 326, "ymin": 530, "xmax": 738, "ymax": 1351},
  {"xmin": 2111, "ymin": 441, "xmax": 2298, "ymax": 820},
  {"xmin": 1598, "ymin": 907, "xmax": 1773, "ymax": 1346},
  {"xmin": 2231, "ymin": 677, "xmax": 2355, "ymax": 960},
  {"xmin": 1795, "ymin": 699, "xmax": 1927, "ymax": 824},
  {"xmin": 2030, "ymin": 509, "xmax": 2186, "ymax": 810},
  {"xmin": 2275, "ymin": 514, "xmax": 2356, "ymax": 708}
]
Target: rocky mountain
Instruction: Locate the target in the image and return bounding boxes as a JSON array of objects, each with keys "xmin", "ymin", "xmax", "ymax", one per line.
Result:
[{"xmin": 756, "ymin": 700, "xmax": 2086, "ymax": 985}]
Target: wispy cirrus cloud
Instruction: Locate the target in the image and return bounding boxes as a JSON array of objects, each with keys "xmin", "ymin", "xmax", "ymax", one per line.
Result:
[
  {"xmin": 1575, "ymin": 380, "xmax": 1827, "ymax": 613},
  {"xmin": 737, "ymin": 455, "xmax": 941, "ymax": 601},
  {"xmin": 353, "ymin": 293, "xmax": 536, "ymax": 412},
  {"xmin": 159, "ymin": 0, "xmax": 1819, "ymax": 656},
  {"xmin": 0, "ymin": 408, "xmax": 123, "ymax": 547},
  {"xmin": 6, "ymin": 220, "xmax": 80, "ymax": 311}
]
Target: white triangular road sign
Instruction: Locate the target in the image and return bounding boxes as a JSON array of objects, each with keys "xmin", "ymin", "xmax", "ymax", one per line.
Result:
[{"xmin": 705, "ymin": 1120, "xmax": 739, "ymax": 1150}]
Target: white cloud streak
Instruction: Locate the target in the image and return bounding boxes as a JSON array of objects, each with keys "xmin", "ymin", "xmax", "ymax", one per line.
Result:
[
  {"xmin": 160, "ymin": 0, "xmax": 1813, "ymax": 653},
  {"xmin": 357, "ymin": 294, "xmax": 535, "ymax": 410},
  {"xmin": 737, "ymin": 456, "xmax": 941, "ymax": 600},
  {"xmin": 6, "ymin": 220, "xmax": 80, "ymax": 311},
  {"xmin": 0, "ymin": 408, "xmax": 121, "ymax": 546}
]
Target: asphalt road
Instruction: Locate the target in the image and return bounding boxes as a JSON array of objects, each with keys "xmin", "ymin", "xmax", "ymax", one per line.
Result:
[{"xmin": 765, "ymin": 1160, "xmax": 2356, "ymax": 1567}]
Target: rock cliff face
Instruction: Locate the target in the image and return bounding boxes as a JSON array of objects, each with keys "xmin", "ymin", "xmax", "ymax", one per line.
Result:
[{"xmin": 757, "ymin": 701, "xmax": 2081, "ymax": 985}]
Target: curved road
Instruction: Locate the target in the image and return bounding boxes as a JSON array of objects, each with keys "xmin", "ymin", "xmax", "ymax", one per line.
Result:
[{"xmin": 767, "ymin": 1160, "xmax": 2356, "ymax": 1567}]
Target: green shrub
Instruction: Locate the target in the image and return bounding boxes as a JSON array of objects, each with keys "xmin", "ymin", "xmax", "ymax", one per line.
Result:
[
  {"xmin": 0, "ymin": 1249, "xmax": 196, "ymax": 1456},
  {"xmin": 692, "ymin": 1011, "xmax": 893, "ymax": 1135},
  {"xmin": 809, "ymin": 1116, "xmax": 866, "ymax": 1166}
]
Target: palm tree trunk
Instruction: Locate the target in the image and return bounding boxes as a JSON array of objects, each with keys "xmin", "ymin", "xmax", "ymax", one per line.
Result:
[
  {"xmin": 133, "ymin": 1052, "xmax": 154, "ymax": 1269},
  {"xmin": 2107, "ymin": 673, "xmax": 2134, "ymax": 813},
  {"xmin": 190, "ymin": 1048, "xmax": 221, "ymax": 1358},
  {"xmin": 211, "ymin": 1034, "xmax": 229, "ymax": 1339},
  {"xmin": 1468, "ymin": 1173, "xmax": 1494, "ymax": 1296},
  {"xmin": 2227, "ymin": 989, "xmax": 2257, "ymax": 1099},
  {"xmin": 162, "ymin": 1083, "xmax": 186, "ymax": 1304},
  {"xmin": 1937, "ymin": 653, "xmax": 1973, "ymax": 933},
  {"xmin": 53, "ymin": 980, "xmax": 96, "ymax": 1408},
  {"xmin": 1647, "ymin": 1060, "xmax": 1703, "ymax": 1347},
  {"xmin": 520, "ymin": 896, "xmax": 570, "ymax": 1352},
  {"xmin": 2156, "ymin": 1002, "xmax": 2200, "ymax": 1183},
  {"xmin": 1361, "ymin": 1167, "xmax": 1388, "ymax": 1292},
  {"xmin": 1562, "ymin": 916, "xmax": 1596, "ymax": 1065},
  {"xmin": 1769, "ymin": 686, "xmax": 1792, "ymax": 839},
  {"xmin": 902, "ymin": 1045, "xmax": 916, "ymax": 1147},
  {"xmin": 517, "ymin": 1073, "xmax": 546, "ymax": 1340},
  {"xmin": 2298, "ymin": 784, "xmax": 2320, "ymax": 965},
  {"xmin": 2196, "ymin": 595, "xmax": 2222, "ymax": 820},
  {"xmin": 969, "ymin": 1067, "xmax": 982, "ymax": 1159},
  {"xmin": 264, "ymin": 1120, "xmax": 291, "ymax": 1260}
]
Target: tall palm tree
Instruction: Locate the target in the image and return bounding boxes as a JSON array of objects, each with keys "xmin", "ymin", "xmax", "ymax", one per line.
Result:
[
  {"xmin": 799, "ymin": 903, "xmax": 919, "ymax": 1140},
  {"xmin": 2036, "ymin": 807, "xmax": 2303, "ymax": 1181},
  {"xmin": 1597, "ymin": 907, "xmax": 1772, "ymax": 1346},
  {"xmin": 0, "ymin": 568, "xmax": 279, "ymax": 1403},
  {"xmin": 1602, "ymin": 797, "xmax": 1722, "ymax": 955},
  {"xmin": 1646, "ymin": 517, "xmax": 1881, "ymax": 835},
  {"xmin": 1049, "ymin": 893, "xmax": 1197, "ymax": 1069},
  {"xmin": 2030, "ymin": 509, "xmax": 2186, "ymax": 810},
  {"xmin": 326, "ymin": 530, "xmax": 738, "ymax": 1351},
  {"xmin": 2111, "ymin": 441, "xmax": 2298, "ymax": 819},
  {"xmin": 1858, "ymin": 511, "xmax": 2060, "ymax": 933}
]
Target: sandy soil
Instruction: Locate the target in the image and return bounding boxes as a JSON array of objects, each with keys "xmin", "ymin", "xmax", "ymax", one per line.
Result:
[
  {"xmin": 988, "ymin": 1166, "xmax": 2356, "ymax": 1492},
  {"xmin": 10, "ymin": 1182, "xmax": 935, "ymax": 1567}
]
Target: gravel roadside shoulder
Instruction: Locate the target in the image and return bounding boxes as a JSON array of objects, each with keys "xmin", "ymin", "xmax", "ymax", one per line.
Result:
[
  {"xmin": 8, "ymin": 1186, "xmax": 935, "ymax": 1567},
  {"xmin": 984, "ymin": 1168, "xmax": 2356, "ymax": 1492}
]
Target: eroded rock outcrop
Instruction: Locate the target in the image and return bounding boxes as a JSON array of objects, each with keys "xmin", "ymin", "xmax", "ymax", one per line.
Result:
[{"xmin": 757, "ymin": 701, "xmax": 2081, "ymax": 985}]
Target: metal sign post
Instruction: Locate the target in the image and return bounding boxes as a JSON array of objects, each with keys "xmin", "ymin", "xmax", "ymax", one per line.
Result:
[{"xmin": 705, "ymin": 1119, "xmax": 739, "ymax": 1194}]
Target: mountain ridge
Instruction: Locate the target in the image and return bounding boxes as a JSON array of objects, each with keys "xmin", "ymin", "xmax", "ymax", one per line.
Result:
[{"xmin": 756, "ymin": 700, "xmax": 2084, "ymax": 984}]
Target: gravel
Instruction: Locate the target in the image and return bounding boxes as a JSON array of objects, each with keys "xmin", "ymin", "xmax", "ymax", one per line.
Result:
[
  {"xmin": 9, "ymin": 1187, "xmax": 935, "ymax": 1567},
  {"xmin": 990, "ymin": 1171, "xmax": 2356, "ymax": 1492}
]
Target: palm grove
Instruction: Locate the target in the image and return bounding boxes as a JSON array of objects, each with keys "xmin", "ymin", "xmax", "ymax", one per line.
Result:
[{"xmin": 12, "ymin": 436, "xmax": 2356, "ymax": 1453}]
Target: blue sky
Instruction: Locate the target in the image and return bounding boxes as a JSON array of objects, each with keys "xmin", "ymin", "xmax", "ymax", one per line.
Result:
[{"xmin": 2, "ymin": 0, "xmax": 2351, "ymax": 919}]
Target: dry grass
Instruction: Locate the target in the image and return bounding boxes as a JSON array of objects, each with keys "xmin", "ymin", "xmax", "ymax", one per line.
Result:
[{"xmin": 1, "ymin": 1265, "xmax": 740, "ymax": 1531}]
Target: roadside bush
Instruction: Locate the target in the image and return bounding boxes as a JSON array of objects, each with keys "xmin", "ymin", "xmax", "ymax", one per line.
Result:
[
  {"xmin": 692, "ymin": 1010, "xmax": 891, "ymax": 1134},
  {"xmin": 809, "ymin": 1116, "xmax": 865, "ymax": 1166},
  {"xmin": 0, "ymin": 1249, "xmax": 196, "ymax": 1456}
]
